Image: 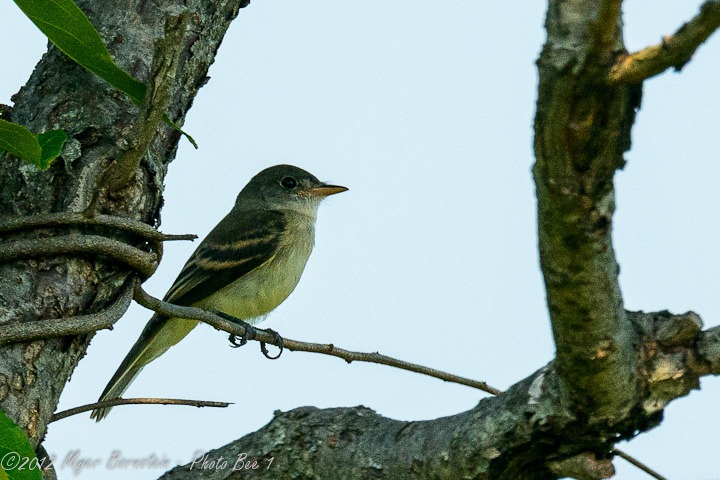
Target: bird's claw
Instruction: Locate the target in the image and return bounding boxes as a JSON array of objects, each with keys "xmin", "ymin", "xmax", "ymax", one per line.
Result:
[
  {"xmin": 219, "ymin": 313, "xmax": 257, "ymax": 348},
  {"xmin": 228, "ymin": 333, "xmax": 247, "ymax": 348},
  {"xmin": 260, "ymin": 328, "xmax": 284, "ymax": 360},
  {"xmin": 218, "ymin": 311, "xmax": 281, "ymax": 358}
]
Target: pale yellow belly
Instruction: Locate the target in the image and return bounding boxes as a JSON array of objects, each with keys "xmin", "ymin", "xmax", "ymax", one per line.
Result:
[
  {"xmin": 136, "ymin": 213, "xmax": 315, "ymax": 367},
  {"xmin": 193, "ymin": 237, "xmax": 313, "ymax": 324}
]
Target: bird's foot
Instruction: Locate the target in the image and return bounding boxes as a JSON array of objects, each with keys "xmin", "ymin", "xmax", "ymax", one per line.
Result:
[
  {"xmin": 228, "ymin": 333, "xmax": 247, "ymax": 348},
  {"xmin": 259, "ymin": 328, "xmax": 284, "ymax": 360},
  {"xmin": 217, "ymin": 312, "xmax": 257, "ymax": 348}
]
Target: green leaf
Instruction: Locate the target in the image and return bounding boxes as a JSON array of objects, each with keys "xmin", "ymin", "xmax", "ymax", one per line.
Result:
[
  {"xmin": 37, "ymin": 130, "xmax": 68, "ymax": 169},
  {"xmin": 13, "ymin": 0, "xmax": 146, "ymax": 105},
  {"xmin": 0, "ymin": 120, "xmax": 66, "ymax": 170},
  {"xmin": 0, "ymin": 410, "xmax": 43, "ymax": 480},
  {"xmin": 0, "ymin": 120, "xmax": 41, "ymax": 166},
  {"xmin": 12, "ymin": 0, "xmax": 196, "ymax": 148}
]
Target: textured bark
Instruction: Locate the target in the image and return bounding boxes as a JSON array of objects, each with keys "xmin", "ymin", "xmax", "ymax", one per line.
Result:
[
  {"xmin": 533, "ymin": 1, "xmax": 642, "ymax": 422},
  {"xmin": 153, "ymin": 2, "xmax": 720, "ymax": 478},
  {"xmin": 157, "ymin": 311, "xmax": 719, "ymax": 480},
  {"xmin": 1, "ymin": 1, "xmax": 719, "ymax": 479},
  {"xmin": 0, "ymin": 0, "xmax": 249, "ymax": 446}
]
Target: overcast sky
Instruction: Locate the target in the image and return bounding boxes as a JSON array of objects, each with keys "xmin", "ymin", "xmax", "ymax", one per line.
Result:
[{"xmin": 2, "ymin": 2, "xmax": 720, "ymax": 479}]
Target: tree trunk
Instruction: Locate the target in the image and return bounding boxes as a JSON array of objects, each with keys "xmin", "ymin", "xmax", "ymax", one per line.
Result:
[
  {"xmin": 2, "ymin": 1, "xmax": 719, "ymax": 479},
  {"xmin": 0, "ymin": 0, "xmax": 249, "ymax": 446}
]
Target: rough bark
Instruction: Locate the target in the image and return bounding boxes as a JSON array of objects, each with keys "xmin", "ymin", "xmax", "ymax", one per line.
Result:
[
  {"xmin": 155, "ymin": 1, "xmax": 720, "ymax": 478},
  {"xmin": 1, "ymin": 1, "xmax": 718, "ymax": 479},
  {"xmin": 0, "ymin": 0, "xmax": 249, "ymax": 446},
  {"xmin": 533, "ymin": 0, "xmax": 641, "ymax": 422},
  {"xmin": 157, "ymin": 311, "xmax": 720, "ymax": 480}
]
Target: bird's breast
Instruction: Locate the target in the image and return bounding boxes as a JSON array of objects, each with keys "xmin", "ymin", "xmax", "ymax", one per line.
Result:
[{"xmin": 198, "ymin": 215, "xmax": 315, "ymax": 323}]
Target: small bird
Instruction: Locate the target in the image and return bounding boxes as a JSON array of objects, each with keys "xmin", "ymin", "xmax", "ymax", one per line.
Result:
[{"xmin": 91, "ymin": 165, "xmax": 347, "ymax": 421}]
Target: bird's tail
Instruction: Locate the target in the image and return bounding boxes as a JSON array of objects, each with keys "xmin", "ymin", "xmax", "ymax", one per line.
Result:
[{"xmin": 90, "ymin": 315, "xmax": 199, "ymax": 421}]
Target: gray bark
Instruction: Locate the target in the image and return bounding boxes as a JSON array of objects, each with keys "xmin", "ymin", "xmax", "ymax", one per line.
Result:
[
  {"xmin": 158, "ymin": 311, "xmax": 720, "ymax": 480},
  {"xmin": 1, "ymin": 1, "xmax": 718, "ymax": 479},
  {"xmin": 0, "ymin": 0, "xmax": 249, "ymax": 445},
  {"xmin": 533, "ymin": 1, "xmax": 641, "ymax": 421}
]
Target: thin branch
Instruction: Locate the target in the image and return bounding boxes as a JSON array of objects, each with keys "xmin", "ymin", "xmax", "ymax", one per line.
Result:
[
  {"xmin": 133, "ymin": 285, "xmax": 502, "ymax": 396},
  {"xmin": 613, "ymin": 449, "xmax": 669, "ymax": 480},
  {"xmin": 281, "ymin": 339, "xmax": 503, "ymax": 395},
  {"xmin": 610, "ymin": 0, "xmax": 720, "ymax": 84},
  {"xmin": 0, "ymin": 278, "xmax": 135, "ymax": 344},
  {"xmin": 50, "ymin": 397, "xmax": 232, "ymax": 422},
  {"xmin": 0, "ymin": 235, "xmax": 157, "ymax": 277}
]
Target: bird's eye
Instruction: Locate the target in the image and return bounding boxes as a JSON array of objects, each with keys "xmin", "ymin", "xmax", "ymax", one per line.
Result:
[{"xmin": 280, "ymin": 176, "xmax": 298, "ymax": 190}]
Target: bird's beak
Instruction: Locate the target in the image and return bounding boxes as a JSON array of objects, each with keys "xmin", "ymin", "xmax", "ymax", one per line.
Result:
[{"xmin": 299, "ymin": 184, "xmax": 348, "ymax": 198}]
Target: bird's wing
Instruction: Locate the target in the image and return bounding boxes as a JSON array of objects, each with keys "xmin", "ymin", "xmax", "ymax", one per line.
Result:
[{"xmin": 164, "ymin": 209, "xmax": 287, "ymax": 306}]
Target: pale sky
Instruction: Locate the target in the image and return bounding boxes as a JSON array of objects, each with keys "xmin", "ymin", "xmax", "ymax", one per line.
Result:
[{"xmin": 2, "ymin": 2, "xmax": 720, "ymax": 479}]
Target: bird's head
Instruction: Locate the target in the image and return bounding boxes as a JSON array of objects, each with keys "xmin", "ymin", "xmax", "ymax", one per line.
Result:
[{"xmin": 236, "ymin": 164, "xmax": 347, "ymax": 215}]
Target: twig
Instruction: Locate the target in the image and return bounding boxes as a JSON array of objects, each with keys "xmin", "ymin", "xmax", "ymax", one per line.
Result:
[
  {"xmin": 133, "ymin": 285, "xmax": 502, "ymax": 396},
  {"xmin": 281, "ymin": 340, "xmax": 503, "ymax": 395},
  {"xmin": 613, "ymin": 448, "xmax": 669, "ymax": 480},
  {"xmin": 50, "ymin": 397, "xmax": 231, "ymax": 422},
  {"xmin": 0, "ymin": 235, "xmax": 157, "ymax": 278},
  {"xmin": 0, "ymin": 278, "xmax": 135, "ymax": 345},
  {"xmin": 609, "ymin": 0, "xmax": 720, "ymax": 84}
]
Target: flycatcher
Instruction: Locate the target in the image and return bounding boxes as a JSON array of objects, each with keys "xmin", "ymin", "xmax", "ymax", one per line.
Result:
[{"xmin": 91, "ymin": 165, "xmax": 347, "ymax": 421}]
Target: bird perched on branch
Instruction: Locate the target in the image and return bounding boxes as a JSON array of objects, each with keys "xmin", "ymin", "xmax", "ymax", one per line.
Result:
[{"xmin": 91, "ymin": 164, "xmax": 347, "ymax": 421}]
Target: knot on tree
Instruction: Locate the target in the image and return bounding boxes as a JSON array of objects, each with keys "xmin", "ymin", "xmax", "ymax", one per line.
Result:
[{"xmin": 630, "ymin": 310, "xmax": 706, "ymax": 416}]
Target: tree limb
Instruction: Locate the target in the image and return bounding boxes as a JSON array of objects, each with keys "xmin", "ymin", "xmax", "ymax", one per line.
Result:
[
  {"xmin": 534, "ymin": 0, "xmax": 640, "ymax": 422},
  {"xmin": 610, "ymin": 0, "xmax": 720, "ymax": 84},
  {"xmin": 0, "ymin": 277, "xmax": 682, "ymax": 479},
  {"xmin": 155, "ymin": 310, "xmax": 717, "ymax": 479}
]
